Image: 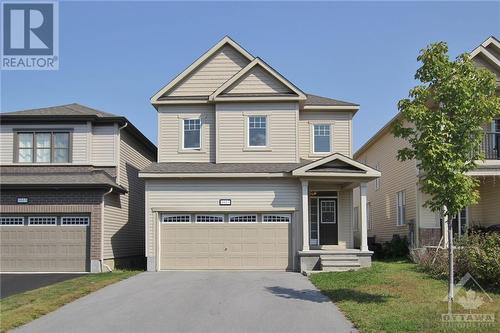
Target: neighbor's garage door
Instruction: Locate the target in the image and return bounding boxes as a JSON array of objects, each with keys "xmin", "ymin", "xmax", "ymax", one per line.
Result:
[
  {"xmin": 160, "ymin": 213, "xmax": 290, "ymax": 270},
  {"xmin": 0, "ymin": 216, "xmax": 89, "ymax": 272}
]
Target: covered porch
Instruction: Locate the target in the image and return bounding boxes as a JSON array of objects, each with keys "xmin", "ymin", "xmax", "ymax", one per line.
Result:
[{"xmin": 292, "ymin": 154, "xmax": 380, "ymax": 273}]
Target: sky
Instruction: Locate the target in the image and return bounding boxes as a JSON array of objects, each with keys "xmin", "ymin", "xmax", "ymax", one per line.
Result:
[{"xmin": 1, "ymin": 1, "xmax": 499, "ymax": 150}]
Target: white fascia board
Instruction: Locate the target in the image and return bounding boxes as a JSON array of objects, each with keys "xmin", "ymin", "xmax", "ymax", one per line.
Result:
[
  {"xmin": 303, "ymin": 105, "xmax": 359, "ymax": 111},
  {"xmin": 150, "ymin": 36, "xmax": 254, "ymax": 104},
  {"xmin": 139, "ymin": 172, "xmax": 289, "ymax": 178},
  {"xmin": 292, "ymin": 153, "xmax": 380, "ymax": 176}
]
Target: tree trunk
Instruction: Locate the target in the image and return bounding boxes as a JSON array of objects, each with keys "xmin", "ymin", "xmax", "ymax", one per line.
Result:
[{"xmin": 447, "ymin": 213, "xmax": 454, "ymax": 313}]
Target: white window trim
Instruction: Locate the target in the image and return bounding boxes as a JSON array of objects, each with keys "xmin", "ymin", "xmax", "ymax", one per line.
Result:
[
  {"xmin": 396, "ymin": 191, "xmax": 406, "ymax": 226},
  {"xmin": 262, "ymin": 214, "xmax": 291, "ymax": 224},
  {"xmin": 228, "ymin": 214, "xmax": 258, "ymax": 224},
  {"xmin": 181, "ymin": 118, "xmax": 202, "ymax": 151},
  {"xmin": 374, "ymin": 162, "xmax": 381, "ymax": 191},
  {"xmin": 61, "ymin": 216, "xmax": 90, "ymax": 226},
  {"xmin": 0, "ymin": 216, "xmax": 25, "ymax": 226},
  {"xmin": 310, "ymin": 122, "xmax": 334, "ymax": 156},
  {"xmin": 28, "ymin": 216, "xmax": 57, "ymax": 226},
  {"xmin": 161, "ymin": 214, "xmax": 192, "ymax": 224},
  {"xmin": 195, "ymin": 214, "xmax": 225, "ymax": 224},
  {"xmin": 245, "ymin": 115, "xmax": 271, "ymax": 150}
]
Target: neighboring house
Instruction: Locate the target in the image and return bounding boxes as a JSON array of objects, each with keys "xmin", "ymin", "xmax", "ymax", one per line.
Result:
[
  {"xmin": 0, "ymin": 104, "xmax": 156, "ymax": 272},
  {"xmin": 353, "ymin": 36, "xmax": 500, "ymax": 248},
  {"xmin": 140, "ymin": 36, "xmax": 380, "ymax": 273}
]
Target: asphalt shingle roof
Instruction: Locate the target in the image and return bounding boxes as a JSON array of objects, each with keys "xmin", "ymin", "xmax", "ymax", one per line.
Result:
[
  {"xmin": 0, "ymin": 104, "xmax": 120, "ymax": 118},
  {"xmin": 0, "ymin": 166, "xmax": 126, "ymax": 192},
  {"xmin": 305, "ymin": 94, "xmax": 358, "ymax": 107},
  {"xmin": 141, "ymin": 161, "xmax": 311, "ymax": 174}
]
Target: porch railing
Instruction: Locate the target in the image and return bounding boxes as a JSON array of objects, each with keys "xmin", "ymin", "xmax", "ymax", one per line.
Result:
[{"xmin": 480, "ymin": 132, "xmax": 500, "ymax": 160}]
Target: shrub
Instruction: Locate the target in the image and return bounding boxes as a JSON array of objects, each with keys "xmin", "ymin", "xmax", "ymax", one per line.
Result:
[
  {"xmin": 411, "ymin": 231, "xmax": 500, "ymax": 289},
  {"xmin": 371, "ymin": 235, "xmax": 409, "ymax": 259},
  {"xmin": 455, "ymin": 231, "xmax": 500, "ymax": 289}
]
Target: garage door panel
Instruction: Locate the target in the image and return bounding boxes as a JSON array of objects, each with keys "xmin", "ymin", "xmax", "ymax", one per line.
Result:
[
  {"xmin": 0, "ymin": 226, "xmax": 89, "ymax": 272},
  {"xmin": 161, "ymin": 219, "xmax": 290, "ymax": 270}
]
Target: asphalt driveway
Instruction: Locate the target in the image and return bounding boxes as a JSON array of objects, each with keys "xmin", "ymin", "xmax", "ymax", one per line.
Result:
[
  {"xmin": 14, "ymin": 271, "xmax": 357, "ymax": 333},
  {"xmin": 1, "ymin": 274, "xmax": 85, "ymax": 298}
]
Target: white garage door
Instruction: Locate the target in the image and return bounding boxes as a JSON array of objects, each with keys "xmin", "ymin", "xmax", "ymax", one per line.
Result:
[{"xmin": 160, "ymin": 213, "xmax": 291, "ymax": 270}]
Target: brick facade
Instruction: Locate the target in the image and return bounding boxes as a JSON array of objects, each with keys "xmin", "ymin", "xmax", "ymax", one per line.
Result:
[{"xmin": 0, "ymin": 189, "xmax": 104, "ymax": 260}]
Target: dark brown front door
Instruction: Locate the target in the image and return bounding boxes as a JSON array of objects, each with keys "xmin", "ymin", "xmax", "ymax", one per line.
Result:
[{"xmin": 319, "ymin": 198, "xmax": 338, "ymax": 245}]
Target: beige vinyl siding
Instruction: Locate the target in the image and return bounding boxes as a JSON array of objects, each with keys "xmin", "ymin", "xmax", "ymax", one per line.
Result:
[
  {"xmin": 157, "ymin": 105, "xmax": 215, "ymax": 163},
  {"xmin": 338, "ymin": 189, "xmax": 353, "ymax": 249},
  {"xmin": 355, "ymin": 124, "xmax": 417, "ymax": 243},
  {"xmin": 145, "ymin": 178, "xmax": 301, "ymax": 258},
  {"xmin": 469, "ymin": 177, "xmax": 500, "ymax": 227},
  {"xmin": 473, "ymin": 54, "xmax": 500, "ymax": 81},
  {"xmin": 223, "ymin": 66, "xmax": 293, "ymax": 95},
  {"xmin": 103, "ymin": 130, "xmax": 155, "ymax": 259},
  {"xmin": 91, "ymin": 124, "xmax": 116, "ymax": 165},
  {"xmin": 0, "ymin": 123, "xmax": 89, "ymax": 164},
  {"xmin": 299, "ymin": 111, "xmax": 352, "ymax": 158},
  {"xmin": 216, "ymin": 102, "xmax": 298, "ymax": 163},
  {"xmin": 168, "ymin": 45, "xmax": 251, "ymax": 97},
  {"xmin": 418, "ymin": 190, "xmax": 440, "ymax": 229}
]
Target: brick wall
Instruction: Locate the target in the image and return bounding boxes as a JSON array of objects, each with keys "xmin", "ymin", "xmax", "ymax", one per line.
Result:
[{"xmin": 0, "ymin": 189, "xmax": 104, "ymax": 260}]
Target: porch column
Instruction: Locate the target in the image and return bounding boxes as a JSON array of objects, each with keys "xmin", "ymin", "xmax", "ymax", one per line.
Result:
[
  {"xmin": 360, "ymin": 182, "xmax": 369, "ymax": 251},
  {"xmin": 301, "ymin": 179, "xmax": 309, "ymax": 251}
]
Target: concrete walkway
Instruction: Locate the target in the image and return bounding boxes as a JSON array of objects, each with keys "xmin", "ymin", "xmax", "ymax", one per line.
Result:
[{"xmin": 15, "ymin": 271, "xmax": 357, "ymax": 333}]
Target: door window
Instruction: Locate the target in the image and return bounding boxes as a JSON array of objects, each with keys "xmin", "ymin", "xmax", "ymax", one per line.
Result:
[{"xmin": 320, "ymin": 200, "xmax": 337, "ymax": 224}]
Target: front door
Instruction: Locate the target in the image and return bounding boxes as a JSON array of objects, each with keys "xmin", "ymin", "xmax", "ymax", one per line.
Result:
[{"xmin": 319, "ymin": 198, "xmax": 338, "ymax": 245}]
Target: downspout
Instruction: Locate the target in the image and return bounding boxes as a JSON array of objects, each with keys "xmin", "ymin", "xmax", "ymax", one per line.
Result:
[
  {"xmin": 101, "ymin": 187, "xmax": 113, "ymax": 272},
  {"xmin": 116, "ymin": 122, "xmax": 128, "ymax": 184}
]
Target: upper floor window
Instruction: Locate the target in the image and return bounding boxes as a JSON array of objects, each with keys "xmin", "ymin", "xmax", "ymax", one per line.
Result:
[
  {"xmin": 183, "ymin": 119, "xmax": 201, "ymax": 149},
  {"xmin": 313, "ymin": 124, "xmax": 331, "ymax": 153},
  {"xmin": 248, "ymin": 116, "xmax": 267, "ymax": 147},
  {"xmin": 374, "ymin": 162, "xmax": 381, "ymax": 191},
  {"xmin": 396, "ymin": 190, "xmax": 406, "ymax": 226},
  {"xmin": 493, "ymin": 118, "xmax": 500, "ymax": 132},
  {"xmin": 17, "ymin": 131, "xmax": 70, "ymax": 163}
]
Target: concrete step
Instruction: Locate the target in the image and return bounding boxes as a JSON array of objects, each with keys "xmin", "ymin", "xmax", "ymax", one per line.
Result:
[
  {"xmin": 321, "ymin": 261, "xmax": 361, "ymax": 268},
  {"xmin": 321, "ymin": 266, "xmax": 361, "ymax": 272},
  {"xmin": 320, "ymin": 255, "xmax": 359, "ymax": 261}
]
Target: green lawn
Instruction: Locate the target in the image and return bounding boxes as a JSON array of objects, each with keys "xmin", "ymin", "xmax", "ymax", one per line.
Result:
[
  {"xmin": 310, "ymin": 261, "xmax": 499, "ymax": 333},
  {"xmin": 0, "ymin": 270, "xmax": 139, "ymax": 333}
]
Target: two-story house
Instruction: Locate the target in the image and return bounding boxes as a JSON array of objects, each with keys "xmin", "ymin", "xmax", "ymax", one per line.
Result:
[
  {"xmin": 352, "ymin": 36, "xmax": 500, "ymax": 248},
  {"xmin": 0, "ymin": 104, "xmax": 156, "ymax": 272},
  {"xmin": 139, "ymin": 37, "xmax": 380, "ymax": 273}
]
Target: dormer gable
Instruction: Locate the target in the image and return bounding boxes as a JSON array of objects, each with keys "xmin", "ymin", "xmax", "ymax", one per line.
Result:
[{"xmin": 151, "ymin": 36, "xmax": 254, "ymax": 104}]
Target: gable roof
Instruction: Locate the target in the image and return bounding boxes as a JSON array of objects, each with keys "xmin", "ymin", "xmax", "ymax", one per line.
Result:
[
  {"xmin": 469, "ymin": 36, "xmax": 500, "ymax": 76},
  {"xmin": 0, "ymin": 103, "xmax": 157, "ymax": 155},
  {"xmin": 151, "ymin": 36, "xmax": 254, "ymax": 104},
  {"xmin": 292, "ymin": 153, "xmax": 380, "ymax": 178},
  {"xmin": 151, "ymin": 36, "xmax": 359, "ymax": 109},
  {"xmin": 355, "ymin": 36, "xmax": 500, "ymax": 160},
  {"xmin": 209, "ymin": 57, "xmax": 306, "ymax": 101}
]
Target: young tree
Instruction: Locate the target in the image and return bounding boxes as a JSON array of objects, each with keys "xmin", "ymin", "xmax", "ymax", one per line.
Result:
[{"xmin": 392, "ymin": 42, "xmax": 500, "ymax": 310}]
